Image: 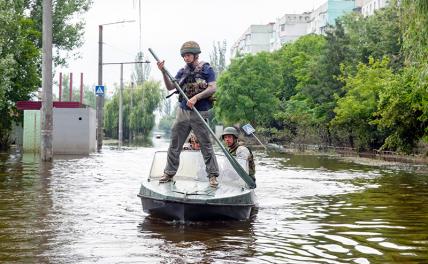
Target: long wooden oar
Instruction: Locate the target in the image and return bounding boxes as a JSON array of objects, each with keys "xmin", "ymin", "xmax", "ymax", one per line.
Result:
[{"xmin": 148, "ymin": 48, "xmax": 256, "ymax": 189}]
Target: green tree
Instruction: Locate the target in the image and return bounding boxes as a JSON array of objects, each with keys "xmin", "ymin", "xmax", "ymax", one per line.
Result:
[
  {"xmin": 331, "ymin": 58, "xmax": 397, "ymax": 150},
  {"xmin": 104, "ymin": 80, "xmax": 162, "ymax": 140},
  {"xmin": 0, "ymin": 0, "xmax": 92, "ymax": 150},
  {"xmin": 0, "ymin": 1, "xmax": 40, "ymax": 149},
  {"xmin": 210, "ymin": 40, "xmax": 227, "ymax": 77},
  {"xmin": 399, "ymin": 0, "xmax": 428, "ymax": 149},
  {"xmin": 158, "ymin": 112, "xmax": 175, "ymax": 136},
  {"xmin": 23, "ymin": 0, "xmax": 92, "ymax": 65},
  {"xmin": 374, "ymin": 67, "xmax": 428, "ymax": 153},
  {"xmin": 400, "ymin": 0, "xmax": 428, "ymax": 69},
  {"xmin": 215, "ymin": 52, "xmax": 282, "ymax": 127},
  {"xmin": 273, "ymin": 34, "xmax": 327, "ymax": 141}
]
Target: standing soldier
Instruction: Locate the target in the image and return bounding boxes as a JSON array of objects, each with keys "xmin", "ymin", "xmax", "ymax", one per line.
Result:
[
  {"xmin": 222, "ymin": 127, "xmax": 256, "ymax": 181},
  {"xmin": 157, "ymin": 41, "xmax": 219, "ymax": 187}
]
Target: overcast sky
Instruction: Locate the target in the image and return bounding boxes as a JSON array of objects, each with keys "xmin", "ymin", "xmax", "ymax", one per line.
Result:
[{"xmin": 57, "ymin": 0, "xmax": 325, "ymax": 95}]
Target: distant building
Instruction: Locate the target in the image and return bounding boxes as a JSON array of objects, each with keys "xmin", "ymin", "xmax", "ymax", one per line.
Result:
[
  {"xmin": 231, "ymin": 0, "xmax": 358, "ymax": 57},
  {"xmin": 231, "ymin": 23, "xmax": 274, "ymax": 57},
  {"xmin": 270, "ymin": 12, "xmax": 311, "ymax": 51},
  {"xmin": 307, "ymin": 0, "xmax": 356, "ymax": 34},
  {"xmin": 361, "ymin": 0, "xmax": 390, "ymax": 16}
]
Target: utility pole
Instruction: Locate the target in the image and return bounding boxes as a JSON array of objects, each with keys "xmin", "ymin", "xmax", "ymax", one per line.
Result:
[
  {"xmin": 41, "ymin": 0, "xmax": 53, "ymax": 161},
  {"xmin": 118, "ymin": 63, "xmax": 123, "ymax": 148},
  {"xmin": 96, "ymin": 20, "xmax": 135, "ymax": 152},
  {"xmin": 97, "ymin": 25, "xmax": 103, "ymax": 152}
]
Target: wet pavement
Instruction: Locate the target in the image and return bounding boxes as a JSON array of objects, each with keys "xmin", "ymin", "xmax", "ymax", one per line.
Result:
[{"xmin": 1, "ymin": 138, "xmax": 427, "ymax": 263}]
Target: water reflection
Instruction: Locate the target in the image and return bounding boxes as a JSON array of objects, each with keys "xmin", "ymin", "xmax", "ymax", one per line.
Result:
[
  {"xmin": 138, "ymin": 214, "xmax": 257, "ymax": 263},
  {"xmin": 0, "ymin": 153, "xmax": 55, "ymax": 263}
]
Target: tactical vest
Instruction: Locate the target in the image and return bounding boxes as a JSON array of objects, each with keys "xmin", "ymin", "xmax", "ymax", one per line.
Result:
[
  {"xmin": 229, "ymin": 143, "xmax": 256, "ymax": 179},
  {"xmin": 178, "ymin": 61, "xmax": 209, "ymax": 102}
]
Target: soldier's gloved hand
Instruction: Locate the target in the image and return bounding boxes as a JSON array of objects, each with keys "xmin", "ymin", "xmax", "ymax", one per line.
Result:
[{"xmin": 187, "ymin": 95, "xmax": 198, "ymax": 109}]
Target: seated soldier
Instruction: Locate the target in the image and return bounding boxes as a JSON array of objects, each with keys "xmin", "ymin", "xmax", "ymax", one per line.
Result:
[
  {"xmin": 189, "ymin": 133, "xmax": 201, "ymax": 150},
  {"xmin": 183, "ymin": 132, "xmax": 201, "ymax": 151},
  {"xmin": 221, "ymin": 127, "xmax": 256, "ymax": 181}
]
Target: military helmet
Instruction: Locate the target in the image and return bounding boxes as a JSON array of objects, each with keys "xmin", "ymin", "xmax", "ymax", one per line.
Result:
[
  {"xmin": 180, "ymin": 41, "xmax": 201, "ymax": 56},
  {"xmin": 188, "ymin": 132, "xmax": 198, "ymax": 143},
  {"xmin": 221, "ymin": 127, "xmax": 239, "ymax": 139}
]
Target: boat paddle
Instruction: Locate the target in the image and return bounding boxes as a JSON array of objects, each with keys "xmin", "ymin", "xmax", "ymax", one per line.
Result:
[{"xmin": 148, "ymin": 48, "xmax": 256, "ymax": 189}]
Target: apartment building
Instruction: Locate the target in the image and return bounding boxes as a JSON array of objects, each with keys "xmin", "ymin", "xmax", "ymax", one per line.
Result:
[
  {"xmin": 307, "ymin": 0, "xmax": 356, "ymax": 34},
  {"xmin": 231, "ymin": 0, "xmax": 357, "ymax": 57},
  {"xmin": 230, "ymin": 23, "xmax": 274, "ymax": 57},
  {"xmin": 361, "ymin": 0, "xmax": 390, "ymax": 16},
  {"xmin": 270, "ymin": 12, "xmax": 311, "ymax": 51}
]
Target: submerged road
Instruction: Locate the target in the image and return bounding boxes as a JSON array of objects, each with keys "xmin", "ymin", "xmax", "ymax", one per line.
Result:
[{"xmin": 1, "ymin": 137, "xmax": 427, "ymax": 263}]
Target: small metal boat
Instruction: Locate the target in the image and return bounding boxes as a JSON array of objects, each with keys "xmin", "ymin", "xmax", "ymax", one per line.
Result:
[{"xmin": 138, "ymin": 151, "xmax": 256, "ymax": 221}]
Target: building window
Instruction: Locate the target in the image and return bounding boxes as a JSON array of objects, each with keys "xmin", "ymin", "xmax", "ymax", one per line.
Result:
[{"xmin": 280, "ymin": 24, "xmax": 285, "ymax": 31}]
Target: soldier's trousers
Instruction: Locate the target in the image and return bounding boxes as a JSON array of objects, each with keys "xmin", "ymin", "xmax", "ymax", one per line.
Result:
[{"xmin": 164, "ymin": 107, "xmax": 219, "ymax": 177}]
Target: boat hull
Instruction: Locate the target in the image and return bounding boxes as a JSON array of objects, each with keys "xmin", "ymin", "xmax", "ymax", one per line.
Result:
[
  {"xmin": 139, "ymin": 151, "xmax": 256, "ymax": 221},
  {"xmin": 138, "ymin": 195, "xmax": 254, "ymax": 221}
]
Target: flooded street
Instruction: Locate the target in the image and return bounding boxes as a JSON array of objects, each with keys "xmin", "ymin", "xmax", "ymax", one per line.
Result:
[{"xmin": 1, "ymin": 138, "xmax": 428, "ymax": 263}]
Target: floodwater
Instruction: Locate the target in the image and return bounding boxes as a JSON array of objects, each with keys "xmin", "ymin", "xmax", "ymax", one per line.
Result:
[{"xmin": 1, "ymin": 138, "xmax": 427, "ymax": 263}]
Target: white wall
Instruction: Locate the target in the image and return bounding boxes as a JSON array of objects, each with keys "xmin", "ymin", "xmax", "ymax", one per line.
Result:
[
  {"xmin": 361, "ymin": 0, "xmax": 389, "ymax": 16},
  {"xmin": 53, "ymin": 108, "xmax": 96, "ymax": 154}
]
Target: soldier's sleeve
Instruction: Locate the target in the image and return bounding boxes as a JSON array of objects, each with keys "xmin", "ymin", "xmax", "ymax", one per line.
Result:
[
  {"xmin": 202, "ymin": 63, "xmax": 216, "ymax": 83},
  {"xmin": 175, "ymin": 68, "xmax": 184, "ymax": 80},
  {"xmin": 236, "ymin": 146, "xmax": 251, "ymax": 160}
]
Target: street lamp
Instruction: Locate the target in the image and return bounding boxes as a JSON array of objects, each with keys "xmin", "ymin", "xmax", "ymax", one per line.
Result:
[{"xmin": 97, "ymin": 20, "xmax": 135, "ymax": 152}]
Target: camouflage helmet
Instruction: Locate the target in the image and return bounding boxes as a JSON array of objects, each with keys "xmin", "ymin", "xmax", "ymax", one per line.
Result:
[
  {"xmin": 180, "ymin": 41, "xmax": 201, "ymax": 56},
  {"xmin": 221, "ymin": 127, "xmax": 239, "ymax": 139}
]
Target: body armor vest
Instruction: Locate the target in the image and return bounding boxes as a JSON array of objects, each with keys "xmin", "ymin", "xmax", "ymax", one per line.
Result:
[
  {"xmin": 178, "ymin": 61, "xmax": 209, "ymax": 102},
  {"xmin": 229, "ymin": 143, "xmax": 256, "ymax": 179}
]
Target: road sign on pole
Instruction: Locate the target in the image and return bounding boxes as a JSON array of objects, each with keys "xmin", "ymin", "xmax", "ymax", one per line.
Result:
[
  {"xmin": 242, "ymin": 123, "xmax": 267, "ymax": 151},
  {"xmin": 242, "ymin": 124, "xmax": 256, "ymax": 135},
  {"xmin": 95, "ymin": 85, "xmax": 105, "ymax": 96}
]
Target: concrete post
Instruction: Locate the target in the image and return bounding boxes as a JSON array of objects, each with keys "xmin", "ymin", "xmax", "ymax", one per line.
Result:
[
  {"xmin": 119, "ymin": 63, "xmax": 123, "ymax": 148},
  {"xmin": 41, "ymin": 0, "xmax": 53, "ymax": 161}
]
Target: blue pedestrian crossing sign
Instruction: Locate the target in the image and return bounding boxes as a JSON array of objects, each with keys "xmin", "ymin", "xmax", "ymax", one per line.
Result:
[{"xmin": 95, "ymin": 85, "xmax": 105, "ymax": 96}]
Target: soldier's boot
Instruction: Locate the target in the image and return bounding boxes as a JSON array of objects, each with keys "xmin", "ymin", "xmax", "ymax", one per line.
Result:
[
  {"xmin": 159, "ymin": 173, "xmax": 174, "ymax": 183},
  {"xmin": 209, "ymin": 176, "xmax": 219, "ymax": 188}
]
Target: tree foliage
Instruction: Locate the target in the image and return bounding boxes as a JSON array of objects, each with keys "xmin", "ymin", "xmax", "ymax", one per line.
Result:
[
  {"xmin": 374, "ymin": 67, "xmax": 428, "ymax": 152},
  {"xmin": 23, "ymin": 0, "xmax": 92, "ymax": 65},
  {"xmin": 210, "ymin": 40, "xmax": 227, "ymax": 77},
  {"xmin": 331, "ymin": 58, "xmax": 397, "ymax": 150},
  {"xmin": 214, "ymin": 4, "xmax": 427, "ymax": 154},
  {"xmin": 0, "ymin": 0, "xmax": 92, "ymax": 149},
  {"xmin": 104, "ymin": 80, "xmax": 163, "ymax": 140},
  {"xmin": 215, "ymin": 52, "xmax": 282, "ymax": 127},
  {"xmin": 0, "ymin": 1, "xmax": 40, "ymax": 149}
]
